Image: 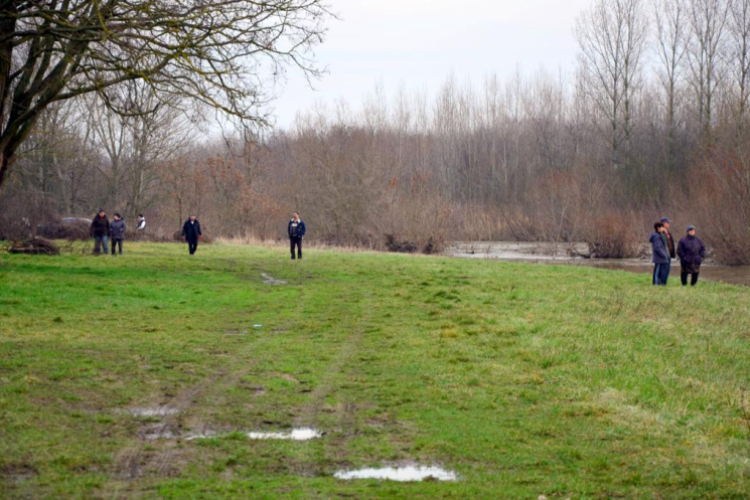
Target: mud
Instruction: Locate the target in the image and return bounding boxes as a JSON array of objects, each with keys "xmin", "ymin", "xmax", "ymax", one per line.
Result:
[
  {"xmin": 334, "ymin": 465, "xmax": 457, "ymax": 482},
  {"xmin": 261, "ymin": 272, "xmax": 287, "ymax": 285},
  {"xmin": 140, "ymin": 424, "xmax": 180, "ymax": 441},
  {"xmin": 223, "ymin": 329, "xmax": 249, "ymax": 335},
  {"xmin": 0, "ymin": 463, "xmax": 38, "ymax": 483},
  {"xmin": 123, "ymin": 407, "xmax": 179, "ymax": 417}
]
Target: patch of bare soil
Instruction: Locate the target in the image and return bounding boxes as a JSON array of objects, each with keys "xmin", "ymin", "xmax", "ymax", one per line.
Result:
[
  {"xmin": 261, "ymin": 272, "xmax": 287, "ymax": 285},
  {"xmin": 0, "ymin": 463, "xmax": 38, "ymax": 483}
]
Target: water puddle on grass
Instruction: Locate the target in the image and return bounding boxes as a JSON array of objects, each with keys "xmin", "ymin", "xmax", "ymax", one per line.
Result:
[
  {"xmin": 123, "ymin": 407, "xmax": 179, "ymax": 417},
  {"xmin": 334, "ymin": 465, "xmax": 458, "ymax": 482},
  {"xmin": 186, "ymin": 427, "xmax": 322, "ymax": 441},
  {"xmin": 247, "ymin": 427, "xmax": 322, "ymax": 440},
  {"xmin": 261, "ymin": 273, "xmax": 287, "ymax": 285},
  {"xmin": 141, "ymin": 425, "xmax": 179, "ymax": 440}
]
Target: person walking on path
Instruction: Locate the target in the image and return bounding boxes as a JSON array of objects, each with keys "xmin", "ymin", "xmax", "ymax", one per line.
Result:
[
  {"xmin": 181, "ymin": 215, "xmax": 202, "ymax": 255},
  {"xmin": 660, "ymin": 217, "xmax": 676, "ymax": 284},
  {"xmin": 288, "ymin": 212, "xmax": 306, "ymax": 260},
  {"xmin": 90, "ymin": 209, "xmax": 110, "ymax": 255},
  {"xmin": 677, "ymin": 225, "xmax": 706, "ymax": 286},
  {"xmin": 650, "ymin": 222, "xmax": 670, "ymax": 286},
  {"xmin": 110, "ymin": 213, "xmax": 126, "ymax": 256}
]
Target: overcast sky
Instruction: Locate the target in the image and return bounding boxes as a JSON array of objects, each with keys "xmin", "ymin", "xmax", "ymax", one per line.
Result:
[{"xmin": 270, "ymin": 0, "xmax": 593, "ymax": 128}]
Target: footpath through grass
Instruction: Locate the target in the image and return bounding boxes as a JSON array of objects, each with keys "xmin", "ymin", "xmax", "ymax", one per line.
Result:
[{"xmin": 1, "ymin": 242, "xmax": 749, "ymax": 498}]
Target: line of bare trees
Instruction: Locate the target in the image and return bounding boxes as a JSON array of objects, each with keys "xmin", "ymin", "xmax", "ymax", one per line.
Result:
[{"xmin": 3, "ymin": 0, "xmax": 750, "ymax": 264}]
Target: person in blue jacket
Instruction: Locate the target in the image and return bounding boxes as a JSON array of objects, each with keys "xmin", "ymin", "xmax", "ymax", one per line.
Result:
[
  {"xmin": 288, "ymin": 212, "xmax": 306, "ymax": 260},
  {"xmin": 650, "ymin": 221, "xmax": 670, "ymax": 286}
]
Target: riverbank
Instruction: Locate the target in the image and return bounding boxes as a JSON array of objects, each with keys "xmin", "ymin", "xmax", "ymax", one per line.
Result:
[
  {"xmin": 445, "ymin": 241, "xmax": 750, "ymax": 286},
  {"xmin": 1, "ymin": 242, "xmax": 749, "ymax": 497}
]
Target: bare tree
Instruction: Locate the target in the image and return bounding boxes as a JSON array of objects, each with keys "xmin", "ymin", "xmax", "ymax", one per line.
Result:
[
  {"xmin": 728, "ymin": 0, "xmax": 750, "ymax": 137},
  {"xmin": 0, "ymin": 0, "xmax": 330, "ymax": 190},
  {"xmin": 81, "ymin": 81, "xmax": 194, "ymax": 216},
  {"xmin": 576, "ymin": 0, "xmax": 649, "ymax": 169},
  {"xmin": 686, "ymin": 0, "xmax": 730, "ymax": 144},
  {"xmin": 653, "ymin": 0, "xmax": 689, "ymax": 168}
]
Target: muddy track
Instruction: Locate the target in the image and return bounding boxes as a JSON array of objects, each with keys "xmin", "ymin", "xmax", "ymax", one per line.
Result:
[{"xmin": 109, "ymin": 372, "xmax": 224, "ymax": 483}]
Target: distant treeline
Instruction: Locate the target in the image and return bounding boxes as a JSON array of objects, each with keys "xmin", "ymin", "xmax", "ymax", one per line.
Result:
[{"xmin": 2, "ymin": 0, "xmax": 750, "ymax": 264}]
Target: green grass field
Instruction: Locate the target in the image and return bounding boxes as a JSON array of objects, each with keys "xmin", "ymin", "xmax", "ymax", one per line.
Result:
[{"xmin": 1, "ymin": 242, "xmax": 750, "ymax": 498}]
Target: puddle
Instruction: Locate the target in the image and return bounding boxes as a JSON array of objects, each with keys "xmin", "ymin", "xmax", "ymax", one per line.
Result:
[
  {"xmin": 186, "ymin": 427, "xmax": 322, "ymax": 441},
  {"xmin": 253, "ymin": 324, "xmax": 263, "ymax": 328},
  {"xmin": 334, "ymin": 465, "xmax": 458, "ymax": 482},
  {"xmin": 261, "ymin": 273, "xmax": 287, "ymax": 285},
  {"xmin": 446, "ymin": 241, "xmax": 750, "ymax": 287},
  {"xmin": 184, "ymin": 430, "xmax": 219, "ymax": 441},
  {"xmin": 247, "ymin": 427, "xmax": 322, "ymax": 440},
  {"xmin": 122, "ymin": 407, "xmax": 179, "ymax": 417},
  {"xmin": 140, "ymin": 425, "xmax": 179, "ymax": 440}
]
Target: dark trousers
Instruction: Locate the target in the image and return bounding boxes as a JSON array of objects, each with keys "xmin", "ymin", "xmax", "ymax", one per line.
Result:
[
  {"xmin": 94, "ymin": 236, "xmax": 109, "ymax": 255},
  {"xmin": 290, "ymin": 236, "xmax": 302, "ymax": 259},
  {"xmin": 188, "ymin": 239, "xmax": 198, "ymax": 255},
  {"xmin": 653, "ymin": 263, "xmax": 669, "ymax": 286},
  {"xmin": 111, "ymin": 238, "xmax": 123, "ymax": 255},
  {"xmin": 681, "ymin": 271, "xmax": 699, "ymax": 286},
  {"xmin": 663, "ymin": 260, "xmax": 672, "ymax": 284}
]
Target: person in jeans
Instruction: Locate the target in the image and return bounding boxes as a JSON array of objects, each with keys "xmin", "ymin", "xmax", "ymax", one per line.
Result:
[
  {"xmin": 110, "ymin": 213, "xmax": 126, "ymax": 255},
  {"xmin": 90, "ymin": 209, "xmax": 110, "ymax": 255},
  {"xmin": 660, "ymin": 217, "xmax": 676, "ymax": 284},
  {"xmin": 650, "ymin": 222, "xmax": 669, "ymax": 286},
  {"xmin": 288, "ymin": 212, "xmax": 306, "ymax": 260},
  {"xmin": 677, "ymin": 225, "xmax": 706, "ymax": 286},
  {"xmin": 181, "ymin": 215, "xmax": 202, "ymax": 255}
]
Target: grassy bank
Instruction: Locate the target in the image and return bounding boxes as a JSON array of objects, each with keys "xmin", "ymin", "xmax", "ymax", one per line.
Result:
[{"xmin": 1, "ymin": 242, "xmax": 749, "ymax": 498}]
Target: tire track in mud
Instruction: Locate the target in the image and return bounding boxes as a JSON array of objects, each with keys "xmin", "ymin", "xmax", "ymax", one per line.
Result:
[
  {"xmin": 108, "ymin": 371, "xmax": 227, "ymax": 496},
  {"xmin": 291, "ymin": 285, "xmax": 373, "ymax": 486}
]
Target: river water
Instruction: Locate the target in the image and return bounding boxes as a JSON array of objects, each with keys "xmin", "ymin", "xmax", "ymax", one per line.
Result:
[{"xmin": 444, "ymin": 242, "xmax": 750, "ymax": 287}]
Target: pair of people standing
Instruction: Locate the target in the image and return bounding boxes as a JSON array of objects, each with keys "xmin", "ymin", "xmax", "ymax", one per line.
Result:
[
  {"xmin": 90, "ymin": 210, "xmax": 126, "ymax": 255},
  {"xmin": 650, "ymin": 217, "xmax": 705, "ymax": 286}
]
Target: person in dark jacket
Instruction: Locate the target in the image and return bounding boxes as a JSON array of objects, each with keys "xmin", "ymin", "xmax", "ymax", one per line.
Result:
[
  {"xmin": 181, "ymin": 215, "xmax": 202, "ymax": 255},
  {"xmin": 90, "ymin": 209, "xmax": 110, "ymax": 255},
  {"xmin": 650, "ymin": 222, "xmax": 669, "ymax": 286},
  {"xmin": 660, "ymin": 217, "xmax": 676, "ymax": 284},
  {"xmin": 110, "ymin": 213, "xmax": 126, "ymax": 255},
  {"xmin": 288, "ymin": 212, "xmax": 306, "ymax": 260},
  {"xmin": 677, "ymin": 225, "xmax": 706, "ymax": 286}
]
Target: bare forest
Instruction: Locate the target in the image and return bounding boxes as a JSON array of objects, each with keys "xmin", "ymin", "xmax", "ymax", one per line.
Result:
[{"xmin": 3, "ymin": 0, "xmax": 750, "ymax": 264}]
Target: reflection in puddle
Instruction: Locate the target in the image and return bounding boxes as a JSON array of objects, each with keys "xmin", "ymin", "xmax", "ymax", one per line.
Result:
[
  {"xmin": 186, "ymin": 427, "xmax": 322, "ymax": 441},
  {"xmin": 247, "ymin": 428, "xmax": 322, "ymax": 440},
  {"xmin": 123, "ymin": 407, "xmax": 179, "ymax": 417},
  {"xmin": 334, "ymin": 465, "xmax": 458, "ymax": 482}
]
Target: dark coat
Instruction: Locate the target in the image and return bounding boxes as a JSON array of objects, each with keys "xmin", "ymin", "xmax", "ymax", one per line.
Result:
[
  {"xmin": 677, "ymin": 235, "xmax": 706, "ymax": 273},
  {"xmin": 110, "ymin": 219, "xmax": 126, "ymax": 239},
  {"xmin": 665, "ymin": 230, "xmax": 676, "ymax": 259},
  {"xmin": 181, "ymin": 219, "xmax": 202, "ymax": 242},
  {"xmin": 90, "ymin": 215, "xmax": 110, "ymax": 237},
  {"xmin": 288, "ymin": 219, "xmax": 306, "ymax": 238},
  {"xmin": 650, "ymin": 231, "xmax": 669, "ymax": 264}
]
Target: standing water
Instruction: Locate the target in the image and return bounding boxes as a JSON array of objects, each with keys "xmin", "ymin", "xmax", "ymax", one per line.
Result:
[{"xmin": 445, "ymin": 242, "xmax": 750, "ymax": 287}]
